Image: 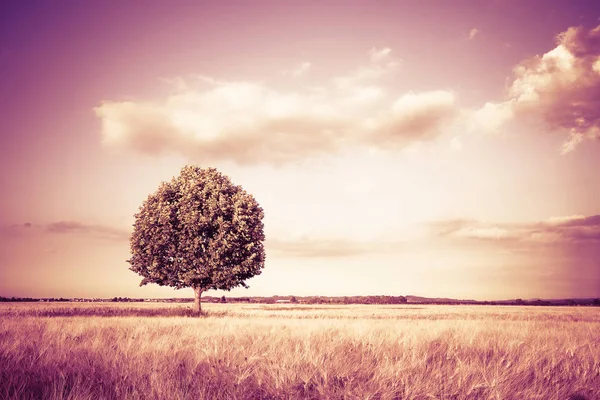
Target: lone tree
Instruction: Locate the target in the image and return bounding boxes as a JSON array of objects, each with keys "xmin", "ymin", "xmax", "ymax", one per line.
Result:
[{"xmin": 128, "ymin": 166, "xmax": 266, "ymax": 313}]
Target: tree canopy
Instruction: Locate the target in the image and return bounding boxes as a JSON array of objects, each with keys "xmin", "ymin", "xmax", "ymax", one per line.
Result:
[{"xmin": 128, "ymin": 165, "xmax": 266, "ymax": 312}]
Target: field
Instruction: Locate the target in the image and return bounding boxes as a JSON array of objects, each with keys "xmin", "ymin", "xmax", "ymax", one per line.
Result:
[{"xmin": 1, "ymin": 303, "xmax": 599, "ymax": 400}]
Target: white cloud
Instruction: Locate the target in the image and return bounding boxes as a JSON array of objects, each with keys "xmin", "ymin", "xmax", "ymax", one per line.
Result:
[
  {"xmin": 511, "ymin": 25, "xmax": 600, "ymax": 151},
  {"xmin": 432, "ymin": 214, "xmax": 600, "ymax": 245},
  {"xmin": 368, "ymin": 47, "xmax": 392, "ymax": 63},
  {"xmin": 468, "ymin": 28, "xmax": 479, "ymax": 40},
  {"xmin": 333, "ymin": 48, "xmax": 400, "ymax": 90},
  {"xmin": 0, "ymin": 221, "xmax": 130, "ymax": 242},
  {"xmin": 469, "ymin": 101, "xmax": 514, "ymax": 133},
  {"xmin": 546, "ymin": 215, "xmax": 586, "ymax": 225},
  {"xmin": 94, "ymin": 25, "xmax": 600, "ymax": 164},
  {"xmin": 450, "ymin": 136, "xmax": 463, "ymax": 151},
  {"xmin": 284, "ymin": 62, "xmax": 312, "ymax": 78},
  {"xmin": 96, "ymin": 80, "xmax": 357, "ymax": 164},
  {"xmin": 454, "ymin": 226, "xmax": 513, "ymax": 240},
  {"xmin": 95, "ymin": 49, "xmax": 454, "ymax": 165},
  {"xmin": 364, "ymin": 90, "xmax": 458, "ymax": 148},
  {"xmin": 341, "ymin": 86, "xmax": 384, "ymax": 105},
  {"xmin": 467, "ymin": 24, "xmax": 600, "ymax": 151}
]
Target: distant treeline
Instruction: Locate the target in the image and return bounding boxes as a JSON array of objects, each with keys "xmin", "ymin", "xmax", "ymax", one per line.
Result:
[
  {"xmin": 2, "ymin": 295, "xmax": 600, "ymax": 306},
  {"xmin": 0, "ymin": 297, "xmax": 80, "ymax": 302},
  {"xmin": 0, "ymin": 295, "xmax": 407, "ymax": 304}
]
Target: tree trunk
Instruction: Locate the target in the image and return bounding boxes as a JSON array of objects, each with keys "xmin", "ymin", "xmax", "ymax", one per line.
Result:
[{"xmin": 193, "ymin": 286, "xmax": 203, "ymax": 313}]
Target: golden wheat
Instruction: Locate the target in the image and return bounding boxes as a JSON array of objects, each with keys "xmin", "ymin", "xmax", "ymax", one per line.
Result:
[{"xmin": 1, "ymin": 303, "xmax": 598, "ymax": 399}]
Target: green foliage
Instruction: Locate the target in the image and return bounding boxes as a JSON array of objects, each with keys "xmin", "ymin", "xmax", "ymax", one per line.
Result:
[{"xmin": 128, "ymin": 166, "xmax": 266, "ymax": 294}]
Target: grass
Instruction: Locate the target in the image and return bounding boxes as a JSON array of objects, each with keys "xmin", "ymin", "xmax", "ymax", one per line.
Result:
[{"xmin": 1, "ymin": 303, "xmax": 599, "ymax": 399}]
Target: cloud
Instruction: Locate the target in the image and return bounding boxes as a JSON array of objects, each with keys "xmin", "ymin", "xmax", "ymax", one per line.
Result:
[
  {"xmin": 96, "ymin": 81, "xmax": 354, "ymax": 165},
  {"xmin": 544, "ymin": 214, "xmax": 600, "ymax": 242},
  {"xmin": 468, "ymin": 28, "xmax": 479, "ymax": 40},
  {"xmin": 267, "ymin": 237, "xmax": 401, "ymax": 258},
  {"xmin": 95, "ymin": 48, "xmax": 455, "ymax": 165},
  {"xmin": 95, "ymin": 26, "xmax": 600, "ymax": 160},
  {"xmin": 368, "ymin": 47, "xmax": 392, "ymax": 62},
  {"xmin": 510, "ymin": 25, "xmax": 600, "ymax": 152},
  {"xmin": 364, "ymin": 90, "xmax": 459, "ymax": 148},
  {"xmin": 46, "ymin": 221, "xmax": 131, "ymax": 241},
  {"xmin": 469, "ymin": 101, "xmax": 514, "ymax": 133},
  {"xmin": 333, "ymin": 47, "xmax": 400, "ymax": 90},
  {"xmin": 0, "ymin": 222, "xmax": 38, "ymax": 238},
  {"xmin": 431, "ymin": 214, "xmax": 600, "ymax": 244},
  {"xmin": 470, "ymin": 25, "xmax": 600, "ymax": 151},
  {"xmin": 546, "ymin": 214, "xmax": 600, "ymax": 228},
  {"xmin": 428, "ymin": 219, "xmax": 522, "ymax": 242},
  {"xmin": 453, "ymin": 226, "xmax": 516, "ymax": 240},
  {"xmin": 340, "ymin": 85, "xmax": 384, "ymax": 106},
  {"xmin": 0, "ymin": 221, "xmax": 130, "ymax": 242},
  {"xmin": 450, "ymin": 136, "xmax": 463, "ymax": 151},
  {"xmin": 546, "ymin": 215, "xmax": 586, "ymax": 225},
  {"xmin": 283, "ymin": 62, "xmax": 312, "ymax": 78}
]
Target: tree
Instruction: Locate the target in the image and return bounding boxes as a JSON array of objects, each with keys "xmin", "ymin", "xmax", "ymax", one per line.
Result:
[{"xmin": 128, "ymin": 166, "xmax": 266, "ymax": 313}]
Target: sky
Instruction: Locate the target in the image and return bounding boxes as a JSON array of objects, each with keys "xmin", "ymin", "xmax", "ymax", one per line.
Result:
[{"xmin": 1, "ymin": 0, "xmax": 599, "ymax": 300}]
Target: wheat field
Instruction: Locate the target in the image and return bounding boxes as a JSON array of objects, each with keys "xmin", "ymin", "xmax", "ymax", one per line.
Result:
[{"xmin": 1, "ymin": 303, "xmax": 599, "ymax": 400}]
